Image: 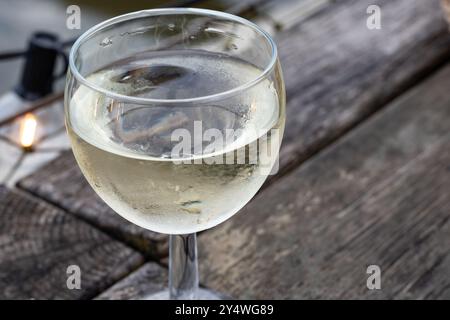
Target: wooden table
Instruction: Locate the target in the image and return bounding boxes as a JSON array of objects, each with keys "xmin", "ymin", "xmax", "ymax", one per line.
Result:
[{"xmin": 2, "ymin": 0, "xmax": 450, "ymax": 299}]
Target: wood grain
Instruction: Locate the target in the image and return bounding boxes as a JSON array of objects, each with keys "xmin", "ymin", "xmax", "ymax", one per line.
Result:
[
  {"xmin": 0, "ymin": 186, "xmax": 144, "ymax": 299},
  {"xmin": 17, "ymin": 153, "xmax": 168, "ymax": 258},
  {"xmin": 96, "ymin": 263, "xmax": 167, "ymax": 300},
  {"xmin": 275, "ymin": 0, "xmax": 450, "ymax": 177},
  {"xmin": 198, "ymin": 65, "xmax": 450, "ymax": 299}
]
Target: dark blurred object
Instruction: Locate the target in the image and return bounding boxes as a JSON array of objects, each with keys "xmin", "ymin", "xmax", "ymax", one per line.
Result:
[
  {"xmin": 15, "ymin": 32, "xmax": 68, "ymax": 100},
  {"xmin": 0, "ymin": 31, "xmax": 75, "ymax": 125},
  {"xmin": 0, "ymin": 31, "xmax": 72, "ymax": 101}
]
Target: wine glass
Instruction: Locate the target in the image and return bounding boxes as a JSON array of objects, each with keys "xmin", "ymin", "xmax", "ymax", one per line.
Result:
[{"xmin": 65, "ymin": 8, "xmax": 285, "ymax": 299}]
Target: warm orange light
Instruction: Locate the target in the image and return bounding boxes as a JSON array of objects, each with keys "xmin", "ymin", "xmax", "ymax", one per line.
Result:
[{"xmin": 19, "ymin": 113, "xmax": 37, "ymax": 148}]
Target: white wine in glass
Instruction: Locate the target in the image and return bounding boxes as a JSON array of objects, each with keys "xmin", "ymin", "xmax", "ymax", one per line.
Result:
[{"xmin": 65, "ymin": 9, "xmax": 285, "ymax": 299}]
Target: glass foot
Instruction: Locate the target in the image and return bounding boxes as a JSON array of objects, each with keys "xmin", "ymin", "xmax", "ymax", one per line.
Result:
[{"xmin": 144, "ymin": 288, "xmax": 229, "ymax": 300}]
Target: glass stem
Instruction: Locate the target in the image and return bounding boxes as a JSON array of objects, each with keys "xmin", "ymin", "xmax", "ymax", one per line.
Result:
[{"xmin": 169, "ymin": 233, "xmax": 199, "ymax": 299}]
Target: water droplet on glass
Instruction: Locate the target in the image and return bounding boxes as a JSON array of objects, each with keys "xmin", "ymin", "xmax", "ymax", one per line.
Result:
[
  {"xmin": 120, "ymin": 25, "xmax": 156, "ymax": 37},
  {"xmin": 100, "ymin": 37, "xmax": 113, "ymax": 47}
]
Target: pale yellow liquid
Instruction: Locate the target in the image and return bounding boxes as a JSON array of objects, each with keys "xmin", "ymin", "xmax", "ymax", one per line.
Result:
[{"xmin": 67, "ymin": 52, "xmax": 284, "ymax": 234}]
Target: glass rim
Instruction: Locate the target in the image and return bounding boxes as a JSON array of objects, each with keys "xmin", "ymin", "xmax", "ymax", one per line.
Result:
[{"xmin": 69, "ymin": 8, "xmax": 278, "ymax": 104}]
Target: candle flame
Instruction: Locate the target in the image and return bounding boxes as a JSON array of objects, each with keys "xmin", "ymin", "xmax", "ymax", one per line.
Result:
[{"xmin": 20, "ymin": 113, "xmax": 37, "ymax": 148}]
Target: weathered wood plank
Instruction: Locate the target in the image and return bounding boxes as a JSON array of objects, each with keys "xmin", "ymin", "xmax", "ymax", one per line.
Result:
[
  {"xmin": 375, "ymin": 145, "xmax": 450, "ymax": 300},
  {"xmin": 190, "ymin": 0, "xmax": 264, "ymax": 15},
  {"xmin": 198, "ymin": 65, "xmax": 450, "ymax": 299},
  {"xmin": 256, "ymin": 0, "xmax": 331, "ymax": 32},
  {"xmin": 17, "ymin": 153, "xmax": 167, "ymax": 258},
  {"xmin": 275, "ymin": 0, "xmax": 450, "ymax": 177},
  {"xmin": 0, "ymin": 186, "xmax": 144, "ymax": 299},
  {"xmin": 96, "ymin": 263, "xmax": 167, "ymax": 300}
]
